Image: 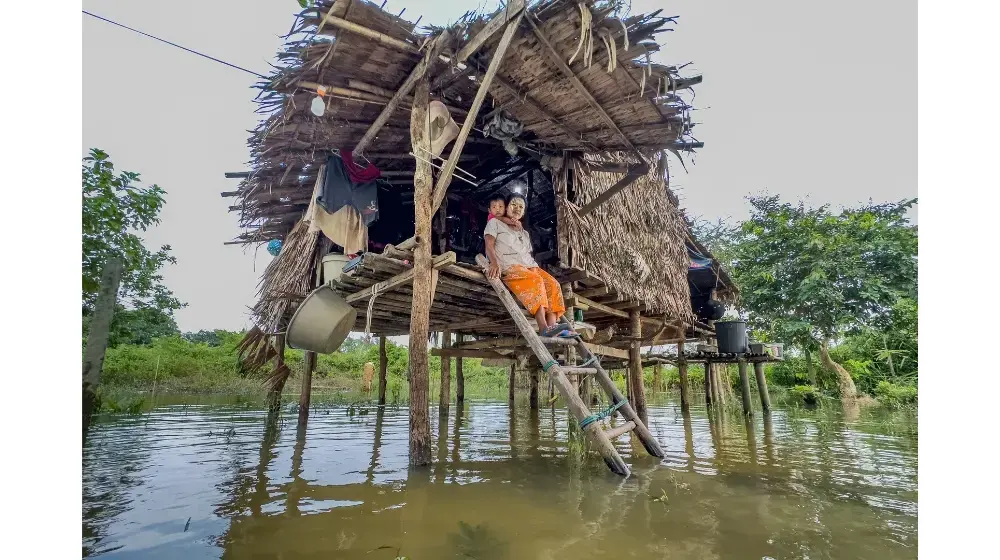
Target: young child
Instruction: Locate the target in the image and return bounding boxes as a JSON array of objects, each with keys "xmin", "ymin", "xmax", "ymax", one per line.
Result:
[{"xmin": 487, "ymin": 196, "xmax": 522, "ymax": 230}]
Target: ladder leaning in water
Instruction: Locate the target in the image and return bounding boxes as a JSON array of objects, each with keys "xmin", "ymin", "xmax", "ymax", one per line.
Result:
[{"xmin": 475, "ymin": 254, "xmax": 665, "ymax": 476}]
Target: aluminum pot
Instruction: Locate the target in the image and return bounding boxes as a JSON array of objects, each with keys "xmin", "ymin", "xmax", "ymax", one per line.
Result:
[{"xmin": 286, "ymin": 284, "xmax": 357, "ymax": 354}]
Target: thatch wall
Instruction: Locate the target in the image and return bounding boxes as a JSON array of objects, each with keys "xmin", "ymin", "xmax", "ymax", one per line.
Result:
[{"xmin": 557, "ymin": 152, "xmax": 694, "ymax": 320}]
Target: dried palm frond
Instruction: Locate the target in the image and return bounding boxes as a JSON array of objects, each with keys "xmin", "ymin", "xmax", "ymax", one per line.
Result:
[
  {"xmin": 558, "ymin": 151, "xmax": 694, "ymax": 321},
  {"xmin": 263, "ymin": 363, "xmax": 293, "ymax": 393}
]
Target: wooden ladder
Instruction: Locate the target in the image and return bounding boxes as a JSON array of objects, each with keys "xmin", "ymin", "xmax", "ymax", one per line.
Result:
[{"xmin": 475, "ymin": 255, "xmax": 665, "ymax": 476}]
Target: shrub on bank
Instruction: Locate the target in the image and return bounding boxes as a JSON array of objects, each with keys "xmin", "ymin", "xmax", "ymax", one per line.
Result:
[{"xmin": 874, "ymin": 381, "xmax": 918, "ymax": 408}]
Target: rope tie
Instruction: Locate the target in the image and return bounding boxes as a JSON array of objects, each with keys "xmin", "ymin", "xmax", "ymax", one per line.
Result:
[
  {"xmin": 542, "ymin": 359, "xmax": 558, "ymax": 372},
  {"xmin": 579, "ymin": 399, "xmax": 627, "ymax": 430},
  {"xmin": 363, "ymin": 281, "xmax": 384, "ymax": 342}
]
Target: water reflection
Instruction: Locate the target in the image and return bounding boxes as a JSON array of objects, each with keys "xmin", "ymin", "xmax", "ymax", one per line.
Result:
[{"xmin": 83, "ymin": 400, "xmax": 918, "ymax": 559}]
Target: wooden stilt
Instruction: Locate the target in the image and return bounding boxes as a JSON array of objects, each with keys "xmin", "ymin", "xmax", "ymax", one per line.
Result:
[
  {"xmin": 651, "ymin": 363, "xmax": 662, "ymax": 394},
  {"xmin": 754, "ymin": 362, "xmax": 772, "ymax": 412},
  {"xmin": 678, "ymin": 361, "xmax": 690, "ymax": 412},
  {"xmin": 439, "ymin": 330, "xmax": 451, "ymax": 417},
  {"xmin": 704, "ymin": 361, "xmax": 713, "ymax": 407},
  {"xmin": 627, "ymin": 309, "xmax": 648, "ymax": 425},
  {"xmin": 266, "ymin": 333, "xmax": 288, "ymax": 417},
  {"xmin": 378, "ymin": 335, "xmax": 388, "ymax": 405},
  {"xmin": 529, "ymin": 366, "xmax": 539, "ymax": 409},
  {"xmin": 738, "ymin": 359, "xmax": 753, "ymax": 416},
  {"xmin": 712, "ymin": 363, "xmax": 726, "ymax": 407},
  {"xmin": 455, "ymin": 332, "xmax": 465, "ymax": 405},
  {"xmin": 508, "ymin": 364, "xmax": 516, "ymax": 403},
  {"xmin": 407, "ymin": 75, "xmax": 433, "ymax": 467},
  {"xmin": 297, "ymin": 351, "xmax": 316, "ymax": 429},
  {"xmin": 83, "ymin": 258, "xmax": 122, "ymax": 429},
  {"xmin": 676, "ymin": 328, "xmax": 689, "ymax": 410}
]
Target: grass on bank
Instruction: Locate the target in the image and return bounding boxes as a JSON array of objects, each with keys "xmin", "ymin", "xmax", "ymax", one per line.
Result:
[{"xmin": 97, "ymin": 333, "xmax": 916, "ymax": 412}]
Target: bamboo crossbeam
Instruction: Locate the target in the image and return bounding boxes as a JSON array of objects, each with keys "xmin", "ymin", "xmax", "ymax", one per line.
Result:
[
  {"xmin": 605, "ymin": 421, "xmax": 636, "ymax": 440},
  {"xmin": 344, "ymin": 252, "xmax": 456, "ymax": 303},
  {"xmin": 431, "ymin": 348, "xmax": 511, "ymax": 360},
  {"xmin": 354, "ymin": 31, "xmax": 452, "ymax": 156},
  {"xmin": 318, "ymin": 14, "xmax": 420, "ymax": 54},
  {"xmin": 454, "ymin": 0, "xmax": 526, "ymax": 61},
  {"xmin": 577, "ymin": 163, "xmax": 649, "ymax": 217},
  {"xmin": 292, "ymin": 80, "xmax": 389, "ymax": 103},
  {"xmin": 568, "ymin": 295, "xmax": 629, "ymax": 319}
]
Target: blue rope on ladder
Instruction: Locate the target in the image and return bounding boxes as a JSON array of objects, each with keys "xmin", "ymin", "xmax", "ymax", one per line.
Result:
[{"xmin": 579, "ymin": 399, "xmax": 628, "ymax": 430}]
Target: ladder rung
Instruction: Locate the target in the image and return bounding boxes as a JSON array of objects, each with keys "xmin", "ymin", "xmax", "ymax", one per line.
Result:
[
  {"xmin": 558, "ymin": 366, "xmax": 598, "ymax": 376},
  {"xmin": 538, "ymin": 336, "xmax": 579, "ymax": 346},
  {"xmin": 604, "ymin": 421, "xmax": 636, "ymax": 440}
]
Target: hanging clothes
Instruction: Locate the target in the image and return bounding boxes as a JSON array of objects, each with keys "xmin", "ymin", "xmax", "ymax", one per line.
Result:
[
  {"xmin": 341, "ymin": 150, "xmax": 381, "ymax": 183},
  {"xmin": 483, "ymin": 111, "xmax": 524, "ymax": 156},
  {"xmin": 314, "ymin": 205, "xmax": 368, "ymax": 254},
  {"xmin": 318, "ymin": 154, "xmax": 380, "ymax": 226}
]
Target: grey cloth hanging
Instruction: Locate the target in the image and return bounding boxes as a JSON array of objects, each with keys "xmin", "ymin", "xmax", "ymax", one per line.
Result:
[{"xmin": 483, "ymin": 112, "xmax": 524, "ymax": 156}]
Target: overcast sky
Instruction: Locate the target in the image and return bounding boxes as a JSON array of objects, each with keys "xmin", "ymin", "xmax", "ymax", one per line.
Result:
[{"xmin": 83, "ymin": 0, "xmax": 916, "ymax": 332}]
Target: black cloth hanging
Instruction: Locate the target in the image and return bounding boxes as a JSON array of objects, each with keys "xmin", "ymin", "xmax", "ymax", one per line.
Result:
[{"xmin": 318, "ymin": 154, "xmax": 380, "ymax": 226}]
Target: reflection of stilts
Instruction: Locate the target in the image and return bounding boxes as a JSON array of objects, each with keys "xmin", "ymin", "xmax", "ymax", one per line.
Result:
[
  {"xmin": 250, "ymin": 422, "xmax": 281, "ymax": 517},
  {"xmin": 434, "ymin": 411, "xmax": 450, "ymax": 483},
  {"xmin": 682, "ymin": 406, "xmax": 696, "ymax": 473},
  {"xmin": 450, "ymin": 404, "xmax": 464, "ymax": 483},
  {"xmin": 544, "ymin": 465, "xmax": 657, "ymax": 557},
  {"xmin": 286, "ymin": 427, "xmax": 308, "ymax": 516},
  {"xmin": 762, "ymin": 412, "xmax": 775, "ymax": 467},
  {"xmin": 743, "ymin": 415, "xmax": 758, "ymax": 466},
  {"xmin": 366, "ymin": 409, "xmax": 386, "ymax": 485}
]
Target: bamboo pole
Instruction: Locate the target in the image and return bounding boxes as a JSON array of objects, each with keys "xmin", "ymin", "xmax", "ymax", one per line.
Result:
[
  {"xmin": 407, "ymin": 76, "xmax": 434, "ymax": 467},
  {"xmin": 754, "ymin": 362, "xmax": 772, "ymax": 412},
  {"xmin": 455, "ymin": 332, "xmax": 465, "ymax": 404},
  {"xmin": 529, "ymin": 366, "xmax": 539, "ymax": 409},
  {"xmin": 378, "ymin": 336, "xmax": 388, "ymax": 405},
  {"xmin": 628, "ymin": 309, "xmax": 648, "ymax": 426},
  {"xmin": 677, "ymin": 329, "xmax": 690, "ymax": 410},
  {"xmin": 430, "ymin": 12, "xmax": 525, "ymax": 214},
  {"xmin": 297, "ymin": 351, "xmax": 316, "ymax": 429},
  {"xmin": 508, "ymin": 364, "xmax": 516, "ymax": 403},
  {"xmin": 318, "ymin": 14, "xmax": 420, "ymax": 54},
  {"xmin": 267, "ymin": 334, "xmax": 288, "ymax": 417},
  {"xmin": 738, "ymin": 359, "xmax": 753, "ymax": 416},
  {"xmin": 704, "ymin": 361, "xmax": 713, "ymax": 407},
  {"xmin": 439, "ymin": 330, "xmax": 452, "ymax": 417}
]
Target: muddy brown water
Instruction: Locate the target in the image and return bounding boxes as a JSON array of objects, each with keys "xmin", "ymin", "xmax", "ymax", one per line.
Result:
[{"xmin": 83, "ymin": 398, "xmax": 917, "ymax": 559}]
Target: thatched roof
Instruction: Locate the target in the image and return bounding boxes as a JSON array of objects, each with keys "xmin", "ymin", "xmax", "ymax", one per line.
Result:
[{"xmin": 225, "ymin": 0, "xmax": 702, "ymax": 245}]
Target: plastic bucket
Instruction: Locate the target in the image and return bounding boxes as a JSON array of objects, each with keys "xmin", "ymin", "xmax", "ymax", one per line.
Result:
[{"xmin": 715, "ymin": 320, "xmax": 748, "ymax": 354}]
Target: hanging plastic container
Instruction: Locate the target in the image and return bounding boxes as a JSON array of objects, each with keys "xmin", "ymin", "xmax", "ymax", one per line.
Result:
[
  {"xmin": 286, "ymin": 284, "xmax": 357, "ymax": 354},
  {"xmin": 715, "ymin": 320, "xmax": 748, "ymax": 354}
]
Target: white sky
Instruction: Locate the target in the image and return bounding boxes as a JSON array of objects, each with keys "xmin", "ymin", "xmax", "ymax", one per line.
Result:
[{"xmin": 82, "ymin": 0, "xmax": 916, "ymax": 332}]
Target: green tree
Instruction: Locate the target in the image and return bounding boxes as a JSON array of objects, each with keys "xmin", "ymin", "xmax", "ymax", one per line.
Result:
[
  {"xmin": 732, "ymin": 196, "xmax": 917, "ymax": 399},
  {"xmin": 689, "ymin": 216, "xmax": 740, "ymax": 272},
  {"xmin": 82, "ymin": 149, "xmax": 183, "ymax": 317}
]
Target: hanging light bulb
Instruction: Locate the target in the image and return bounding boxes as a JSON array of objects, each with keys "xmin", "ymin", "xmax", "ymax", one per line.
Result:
[
  {"xmin": 310, "ymin": 86, "xmax": 327, "ymax": 117},
  {"xmin": 310, "ymin": 95, "xmax": 325, "ymax": 116}
]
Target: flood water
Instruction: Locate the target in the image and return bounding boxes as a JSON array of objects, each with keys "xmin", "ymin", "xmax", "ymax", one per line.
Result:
[{"xmin": 83, "ymin": 398, "xmax": 917, "ymax": 559}]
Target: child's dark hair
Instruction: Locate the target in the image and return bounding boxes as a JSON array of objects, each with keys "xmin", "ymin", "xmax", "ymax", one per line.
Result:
[{"xmin": 489, "ymin": 195, "xmax": 506, "ymax": 204}]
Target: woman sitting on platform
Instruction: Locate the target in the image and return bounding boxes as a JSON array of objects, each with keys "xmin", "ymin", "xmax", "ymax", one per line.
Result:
[{"xmin": 484, "ymin": 189, "xmax": 577, "ymax": 338}]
